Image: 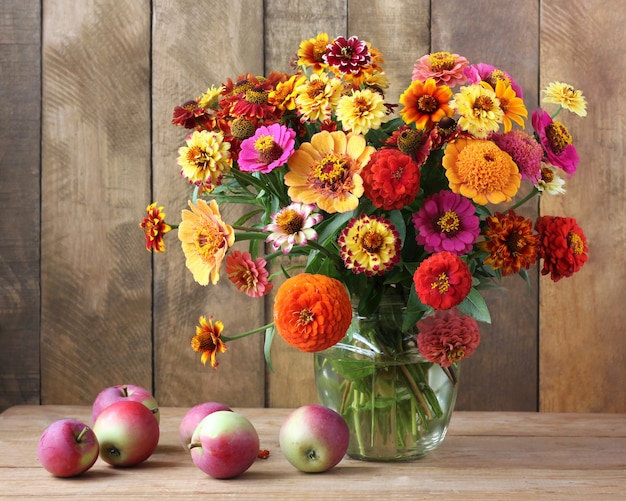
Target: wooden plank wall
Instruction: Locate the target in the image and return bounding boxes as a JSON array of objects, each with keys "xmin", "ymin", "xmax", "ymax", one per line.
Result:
[{"xmin": 1, "ymin": 0, "xmax": 624, "ymax": 414}]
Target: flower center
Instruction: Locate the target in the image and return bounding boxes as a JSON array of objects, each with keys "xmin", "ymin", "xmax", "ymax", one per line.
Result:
[
  {"xmin": 313, "ymin": 154, "xmax": 347, "ymax": 186},
  {"xmin": 231, "ymin": 117, "xmax": 256, "ymax": 139},
  {"xmin": 473, "ymin": 96, "xmax": 496, "ymax": 117},
  {"xmin": 437, "ymin": 211, "xmax": 460, "ymax": 233},
  {"xmin": 417, "ymin": 94, "xmax": 439, "ymax": 114},
  {"xmin": 568, "ymin": 232, "xmax": 584, "ymax": 255},
  {"xmin": 191, "ymin": 332, "xmax": 216, "ymax": 352},
  {"xmin": 233, "ymin": 80, "xmax": 254, "ymax": 96},
  {"xmin": 340, "ymin": 46, "xmax": 354, "ymax": 58},
  {"xmin": 486, "ymin": 69, "xmax": 511, "ymax": 89},
  {"xmin": 194, "ymin": 222, "xmax": 223, "ymax": 259},
  {"xmin": 254, "ymin": 135, "xmax": 283, "ymax": 164},
  {"xmin": 431, "ymin": 272, "xmax": 450, "ymax": 294},
  {"xmin": 276, "ymin": 209, "xmax": 304, "ymax": 235},
  {"xmin": 361, "ymin": 230, "xmax": 384, "ymax": 253},
  {"xmin": 245, "ymin": 88, "xmax": 268, "ymax": 104},
  {"xmin": 297, "ymin": 308, "xmax": 315, "ymax": 327},
  {"xmin": 313, "ymin": 40, "xmax": 327, "ymax": 62},
  {"xmin": 448, "ymin": 347, "xmax": 466, "ymax": 363},
  {"xmin": 353, "ymin": 96, "xmax": 370, "ymax": 114},
  {"xmin": 186, "ymin": 146, "xmax": 211, "ymax": 170},
  {"xmin": 428, "ymin": 51, "xmax": 456, "ymax": 71},
  {"xmin": 546, "ymin": 120, "xmax": 573, "ymax": 155},
  {"xmin": 506, "ymin": 231, "xmax": 525, "ymax": 256},
  {"xmin": 541, "ymin": 166, "xmax": 555, "ymax": 183},
  {"xmin": 398, "ymin": 128, "xmax": 425, "ymax": 156},
  {"xmin": 307, "ymin": 79, "xmax": 326, "ymax": 98}
]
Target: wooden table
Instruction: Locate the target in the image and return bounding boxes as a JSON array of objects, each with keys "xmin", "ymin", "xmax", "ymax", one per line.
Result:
[{"xmin": 1, "ymin": 406, "xmax": 624, "ymax": 500}]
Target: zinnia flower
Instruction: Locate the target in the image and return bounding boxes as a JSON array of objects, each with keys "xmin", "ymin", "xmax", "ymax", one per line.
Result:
[
  {"xmin": 399, "ymin": 78, "xmax": 453, "ymax": 129},
  {"xmin": 361, "ymin": 149, "xmax": 421, "ymax": 210},
  {"xmin": 542, "ymin": 81, "xmax": 587, "ymax": 117},
  {"xmin": 412, "ymin": 52, "xmax": 469, "ymax": 87},
  {"xmin": 297, "ymin": 32, "xmax": 330, "ymax": 73},
  {"xmin": 177, "ymin": 129, "xmax": 231, "ymax": 193},
  {"xmin": 295, "ymin": 73, "xmax": 343, "ymax": 123},
  {"xmin": 535, "ymin": 215, "xmax": 588, "ymax": 282},
  {"xmin": 323, "ymin": 35, "xmax": 371, "ymax": 75},
  {"xmin": 413, "ymin": 251, "xmax": 473, "ymax": 310},
  {"xmin": 178, "ymin": 199, "xmax": 235, "ymax": 286},
  {"xmin": 412, "ymin": 191, "xmax": 480, "ymax": 255},
  {"xmin": 285, "ymin": 130, "xmax": 374, "ymax": 213},
  {"xmin": 225, "ymin": 250, "xmax": 273, "ymax": 298},
  {"xmin": 416, "ymin": 309, "xmax": 480, "ymax": 367},
  {"xmin": 532, "ymin": 109, "xmax": 579, "ymax": 175},
  {"xmin": 451, "ymin": 82, "xmax": 504, "ymax": 138},
  {"xmin": 191, "ymin": 315, "xmax": 227, "ymax": 368},
  {"xmin": 338, "ymin": 214, "xmax": 401, "ymax": 276},
  {"xmin": 442, "ymin": 138, "xmax": 521, "ymax": 205},
  {"xmin": 335, "ymin": 88, "xmax": 388, "ymax": 135},
  {"xmin": 237, "ymin": 123, "xmax": 296, "ymax": 173},
  {"xmin": 464, "ymin": 63, "xmax": 523, "ymax": 99},
  {"xmin": 491, "ymin": 130, "xmax": 543, "ymax": 183},
  {"xmin": 478, "ymin": 210, "xmax": 539, "ymax": 276},
  {"xmin": 536, "ymin": 164, "xmax": 566, "ymax": 195},
  {"xmin": 493, "ymin": 79, "xmax": 527, "ymax": 132},
  {"xmin": 273, "ymin": 273, "xmax": 352, "ymax": 352},
  {"xmin": 265, "ymin": 202, "xmax": 323, "ymax": 254},
  {"xmin": 140, "ymin": 202, "xmax": 171, "ymax": 253}
]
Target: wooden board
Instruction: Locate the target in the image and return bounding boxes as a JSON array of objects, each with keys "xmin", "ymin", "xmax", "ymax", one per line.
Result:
[{"xmin": 0, "ymin": 0, "xmax": 42, "ymax": 412}]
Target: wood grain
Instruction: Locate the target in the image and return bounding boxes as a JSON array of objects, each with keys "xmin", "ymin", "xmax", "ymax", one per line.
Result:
[
  {"xmin": 539, "ymin": 0, "xmax": 626, "ymax": 412},
  {"xmin": 0, "ymin": 0, "xmax": 42, "ymax": 413},
  {"xmin": 40, "ymin": 0, "xmax": 153, "ymax": 403}
]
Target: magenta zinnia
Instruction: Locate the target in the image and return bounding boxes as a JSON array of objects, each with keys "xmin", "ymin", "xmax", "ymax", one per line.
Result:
[
  {"xmin": 338, "ymin": 214, "xmax": 401, "ymax": 276},
  {"xmin": 491, "ymin": 130, "xmax": 543, "ymax": 183},
  {"xmin": 225, "ymin": 250, "xmax": 273, "ymax": 298},
  {"xmin": 238, "ymin": 123, "xmax": 296, "ymax": 173},
  {"xmin": 532, "ymin": 109, "xmax": 579, "ymax": 175},
  {"xmin": 412, "ymin": 191, "xmax": 480, "ymax": 255},
  {"xmin": 265, "ymin": 202, "xmax": 323, "ymax": 254}
]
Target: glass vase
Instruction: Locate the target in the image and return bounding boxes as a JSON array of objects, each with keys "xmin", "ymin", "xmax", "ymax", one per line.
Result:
[{"xmin": 314, "ymin": 300, "xmax": 459, "ymax": 461}]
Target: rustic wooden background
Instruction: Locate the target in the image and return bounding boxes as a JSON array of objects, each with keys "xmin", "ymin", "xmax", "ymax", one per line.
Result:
[{"xmin": 1, "ymin": 0, "xmax": 624, "ymax": 414}]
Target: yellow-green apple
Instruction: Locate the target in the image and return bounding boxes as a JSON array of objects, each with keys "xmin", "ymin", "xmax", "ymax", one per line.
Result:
[
  {"xmin": 93, "ymin": 400, "xmax": 160, "ymax": 467},
  {"xmin": 37, "ymin": 419, "xmax": 99, "ymax": 477},
  {"xmin": 92, "ymin": 384, "xmax": 159, "ymax": 424},
  {"xmin": 188, "ymin": 410, "xmax": 259, "ymax": 479},
  {"xmin": 279, "ymin": 404, "xmax": 349, "ymax": 473},
  {"xmin": 179, "ymin": 402, "xmax": 232, "ymax": 450}
]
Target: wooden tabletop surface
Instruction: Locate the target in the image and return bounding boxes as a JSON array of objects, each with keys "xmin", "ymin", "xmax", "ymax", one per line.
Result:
[{"xmin": 1, "ymin": 405, "xmax": 624, "ymax": 500}]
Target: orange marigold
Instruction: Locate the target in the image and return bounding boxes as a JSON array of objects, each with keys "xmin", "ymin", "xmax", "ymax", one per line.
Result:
[{"xmin": 273, "ymin": 273, "xmax": 352, "ymax": 352}]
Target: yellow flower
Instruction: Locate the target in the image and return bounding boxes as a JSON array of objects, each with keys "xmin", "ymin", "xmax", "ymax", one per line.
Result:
[
  {"xmin": 335, "ymin": 88, "xmax": 388, "ymax": 135},
  {"xmin": 494, "ymin": 80, "xmax": 527, "ymax": 132},
  {"xmin": 178, "ymin": 199, "xmax": 235, "ymax": 285},
  {"xmin": 399, "ymin": 78, "xmax": 453, "ymax": 129},
  {"xmin": 294, "ymin": 73, "xmax": 343, "ymax": 123},
  {"xmin": 443, "ymin": 138, "xmax": 520, "ymax": 205},
  {"xmin": 191, "ymin": 316, "xmax": 227, "ymax": 368},
  {"xmin": 197, "ymin": 85, "xmax": 222, "ymax": 109},
  {"xmin": 177, "ymin": 130, "xmax": 231, "ymax": 193},
  {"xmin": 542, "ymin": 81, "xmax": 587, "ymax": 117},
  {"xmin": 451, "ymin": 82, "xmax": 504, "ymax": 138},
  {"xmin": 285, "ymin": 130, "xmax": 374, "ymax": 213},
  {"xmin": 297, "ymin": 32, "xmax": 330, "ymax": 73}
]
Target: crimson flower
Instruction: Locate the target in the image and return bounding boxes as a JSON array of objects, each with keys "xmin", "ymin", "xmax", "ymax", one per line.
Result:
[
  {"xmin": 323, "ymin": 36, "xmax": 371, "ymax": 75},
  {"xmin": 413, "ymin": 251, "xmax": 473, "ymax": 310},
  {"xmin": 535, "ymin": 215, "xmax": 588, "ymax": 281}
]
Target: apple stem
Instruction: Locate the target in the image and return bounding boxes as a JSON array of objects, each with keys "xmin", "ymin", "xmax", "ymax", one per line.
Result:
[
  {"xmin": 75, "ymin": 426, "xmax": 89, "ymax": 443},
  {"xmin": 307, "ymin": 449, "xmax": 318, "ymax": 461},
  {"xmin": 188, "ymin": 442, "xmax": 201, "ymax": 450},
  {"xmin": 122, "ymin": 384, "xmax": 129, "ymax": 397}
]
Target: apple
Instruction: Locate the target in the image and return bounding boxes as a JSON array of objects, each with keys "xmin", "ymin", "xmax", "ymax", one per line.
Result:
[
  {"xmin": 279, "ymin": 404, "xmax": 349, "ymax": 473},
  {"xmin": 179, "ymin": 402, "xmax": 232, "ymax": 450},
  {"xmin": 37, "ymin": 419, "xmax": 99, "ymax": 477},
  {"xmin": 93, "ymin": 400, "xmax": 160, "ymax": 467},
  {"xmin": 188, "ymin": 410, "xmax": 259, "ymax": 479},
  {"xmin": 92, "ymin": 384, "xmax": 159, "ymax": 424}
]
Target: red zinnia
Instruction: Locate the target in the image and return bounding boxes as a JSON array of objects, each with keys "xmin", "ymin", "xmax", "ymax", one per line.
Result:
[
  {"xmin": 535, "ymin": 215, "xmax": 588, "ymax": 282},
  {"xmin": 413, "ymin": 251, "xmax": 472, "ymax": 310},
  {"xmin": 361, "ymin": 149, "xmax": 421, "ymax": 210}
]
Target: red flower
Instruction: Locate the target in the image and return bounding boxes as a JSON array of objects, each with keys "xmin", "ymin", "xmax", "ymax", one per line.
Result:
[
  {"xmin": 417, "ymin": 309, "xmax": 480, "ymax": 367},
  {"xmin": 413, "ymin": 251, "xmax": 472, "ymax": 309},
  {"xmin": 361, "ymin": 149, "xmax": 421, "ymax": 210},
  {"xmin": 535, "ymin": 215, "xmax": 588, "ymax": 282}
]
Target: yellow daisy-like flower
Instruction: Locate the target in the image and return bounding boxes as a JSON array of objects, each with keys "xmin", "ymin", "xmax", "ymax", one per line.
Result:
[
  {"xmin": 493, "ymin": 80, "xmax": 527, "ymax": 132},
  {"xmin": 178, "ymin": 199, "xmax": 235, "ymax": 286},
  {"xmin": 196, "ymin": 85, "xmax": 223, "ymax": 109},
  {"xmin": 285, "ymin": 130, "xmax": 374, "ymax": 213},
  {"xmin": 139, "ymin": 202, "xmax": 172, "ymax": 253},
  {"xmin": 177, "ymin": 130, "xmax": 231, "ymax": 193},
  {"xmin": 443, "ymin": 138, "xmax": 521, "ymax": 205},
  {"xmin": 191, "ymin": 315, "xmax": 227, "ymax": 368},
  {"xmin": 268, "ymin": 74, "xmax": 306, "ymax": 112},
  {"xmin": 399, "ymin": 78, "xmax": 453, "ymax": 129},
  {"xmin": 297, "ymin": 32, "xmax": 330, "ymax": 73},
  {"xmin": 542, "ymin": 81, "xmax": 587, "ymax": 117},
  {"xmin": 451, "ymin": 82, "xmax": 504, "ymax": 138},
  {"xmin": 335, "ymin": 88, "xmax": 388, "ymax": 135},
  {"xmin": 295, "ymin": 73, "xmax": 344, "ymax": 123}
]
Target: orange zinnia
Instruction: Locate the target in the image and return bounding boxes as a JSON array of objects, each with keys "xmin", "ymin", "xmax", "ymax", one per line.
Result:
[{"xmin": 273, "ymin": 273, "xmax": 352, "ymax": 352}]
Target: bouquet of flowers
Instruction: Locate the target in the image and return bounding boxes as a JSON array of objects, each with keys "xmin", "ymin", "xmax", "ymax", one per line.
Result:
[{"xmin": 140, "ymin": 33, "xmax": 588, "ymax": 452}]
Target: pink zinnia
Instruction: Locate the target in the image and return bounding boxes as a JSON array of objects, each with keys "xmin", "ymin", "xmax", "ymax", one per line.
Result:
[
  {"xmin": 463, "ymin": 63, "xmax": 523, "ymax": 98},
  {"xmin": 416, "ymin": 309, "xmax": 481, "ymax": 367},
  {"xmin": 413, "ymin": 251, "xmax": 473, "ymax": 310},
  {"xmin": 412, "ymin": 191, "xmax": 480, "ymax": 255},
  {"xmin": 412, "ymin": 52, "xmax": 468, "ymax": 87},
  {"xmin": 225, "ymin": 250, "xmax": 273, "ymax": 298},
  {"xmin": 238, "ymin": 123, "xmax": 296, "ymax": 173},
  {"xmin": 491, "ymin": 130, "xmax": 543, "ymax": 182},
  {"xmin": 323, "ymin": 36, "xmax": 371, "ymax": 75},
  {"xmin": 531, "ymin": 109, "xmax": 579, "ymax": 175}
]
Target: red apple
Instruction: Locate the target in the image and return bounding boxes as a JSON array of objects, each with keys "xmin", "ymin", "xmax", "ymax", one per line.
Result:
[
  {"xmin": 37, "ymin": 419, "xmax": 99, "ymax": 477},
  {"xmin": 92, "ymin": 384, "xmax": 159, "ymax": 424},
  {"xmin": 93, "ymin": 400, "xmax": 160, "ymax": 467},
  {"xmin": 179, "ymin": 402, "xmax": 232, "ymax": 450},
  {"xmin": 189, "ymin": 410, "xmax": 259, "ymax": 479},
  {"xmin": 279, "ymin": 404, "xmax": 349, "ymax": 473}
]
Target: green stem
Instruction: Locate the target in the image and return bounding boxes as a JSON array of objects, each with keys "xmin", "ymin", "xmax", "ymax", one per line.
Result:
[
  {"xmin": 509, "ymin": 186, "xmax": 540, "ymax": 211},
  {"xmin": 222, "ymin": 322, "xmax": 274, "ymax": 342}
]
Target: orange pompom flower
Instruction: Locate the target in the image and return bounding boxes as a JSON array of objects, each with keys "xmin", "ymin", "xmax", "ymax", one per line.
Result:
[{"xmin": 273, "ymin": 273, "xmax": 352, "ymax": 352}]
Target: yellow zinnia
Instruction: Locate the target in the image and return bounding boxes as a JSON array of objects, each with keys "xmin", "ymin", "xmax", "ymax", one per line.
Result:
[
  {"xmin": 451, "ymin": 82, "xmax": 504, "ymax": 138},
  {"xmin": 335, "ymin": 88, "xmax": 388, "ymax": 135},
  {"xmin": 178, "ymin": 199, "xmax": 235, "ymax": 285},
  {"xmin": 285, "ymin": 130, "xmax": 374, "ymax": 213},
  {"xmin": 177, "ymin": 130, "xmax": 231, "ymax": 193},
  {"xmin": 542, "ymin": 81, "xmax": 587, "ymax": 117}
]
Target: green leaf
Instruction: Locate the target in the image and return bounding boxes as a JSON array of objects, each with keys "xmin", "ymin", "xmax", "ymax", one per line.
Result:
[
  {"xmin": 457, "ymin": 288, "xmax": 492, "ymax": 323},
  {"xmin": 264, "ymin": 325, "xmax": 275, "ymax": 373}
]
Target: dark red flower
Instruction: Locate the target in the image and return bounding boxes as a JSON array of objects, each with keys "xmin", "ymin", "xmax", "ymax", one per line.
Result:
[
  {"xmin": 413, "ymin": 251, "xmax": 472, "ymax": 310},
  {"xmin": 323, "ymin": 36, "xmax": 371, "ymax": 75},
  {"xmin": 535, "ymin": 215, "xmax": 588, "ymax": 281}
]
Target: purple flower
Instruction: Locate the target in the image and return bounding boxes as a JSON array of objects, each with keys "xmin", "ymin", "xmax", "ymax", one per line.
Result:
[
  {"xmin": 531, "ymin": 109, "xmax": 579, "ymax": 175},
  {"xmin": 238, "ymin": 123, "xmax": 295, "ymax": 173},
  {"xmin": 412, "ymin": 191, "xmax": 480, "ymax": 255},
  {"xmin": 492, "ymin": 130, "xmax": 543, "ymax": 183}
]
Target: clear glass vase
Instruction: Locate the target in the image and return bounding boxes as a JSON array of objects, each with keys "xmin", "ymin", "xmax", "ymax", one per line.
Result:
[{"xmin": 314, "ymin": 300, "xmax": 459, "ymax": 461}]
